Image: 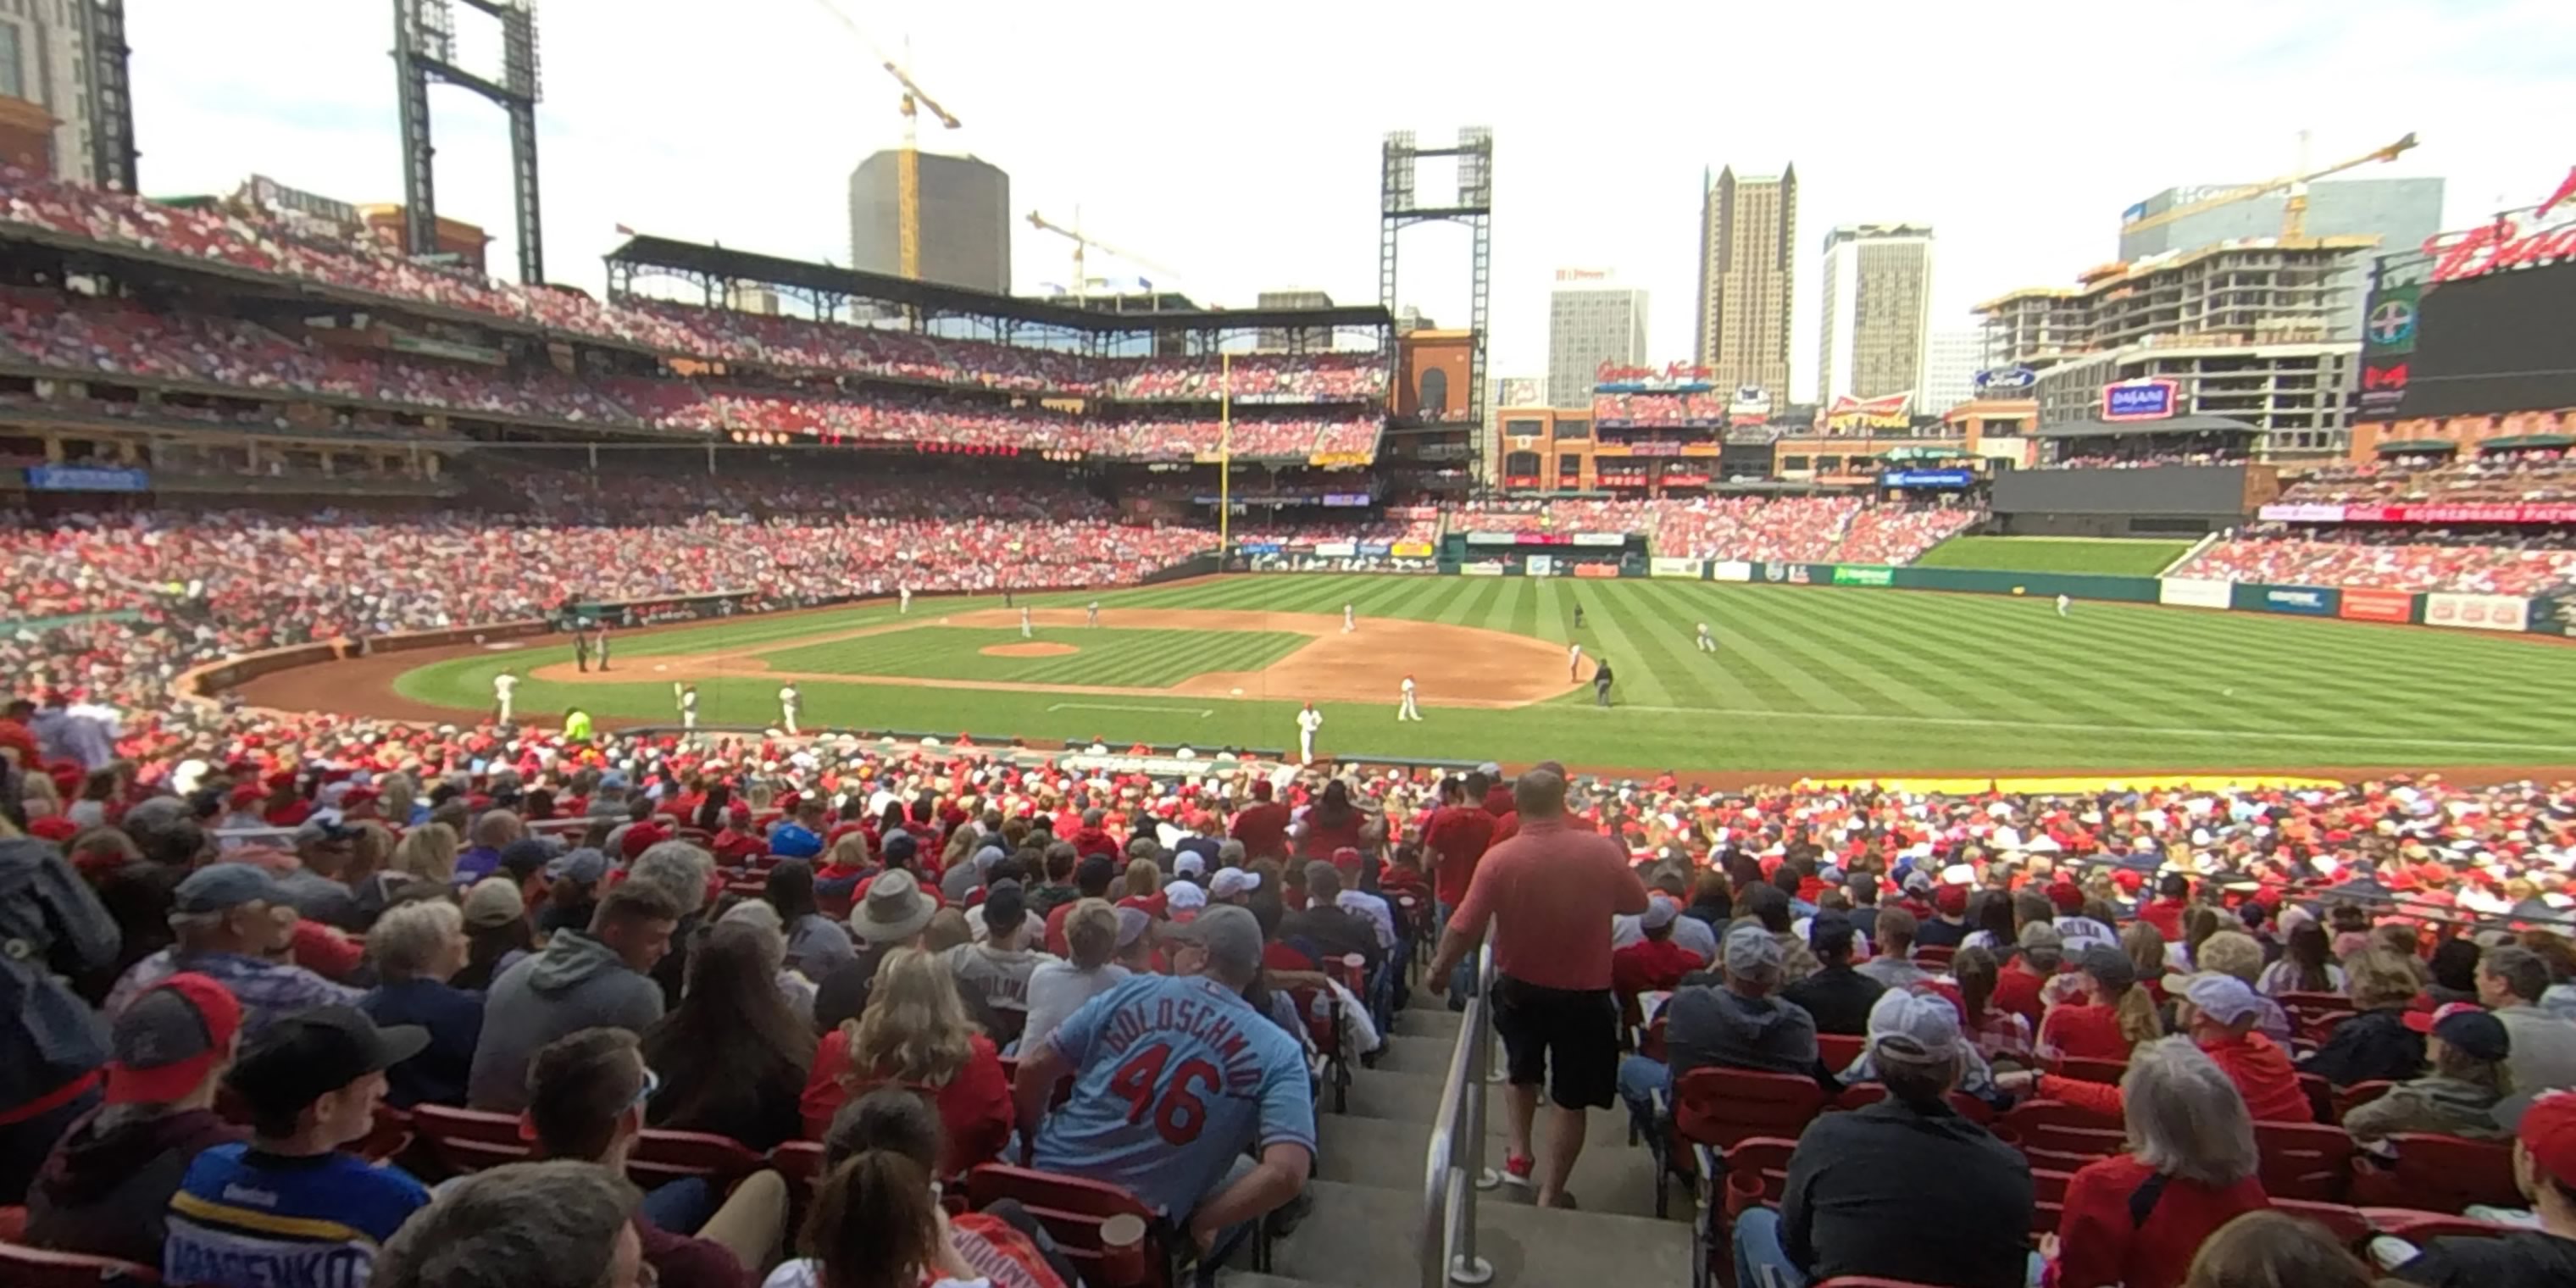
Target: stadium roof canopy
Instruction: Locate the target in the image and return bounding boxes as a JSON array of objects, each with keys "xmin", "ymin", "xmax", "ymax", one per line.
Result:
[
  {"xmin": 2373, "ymin": 439, "xmax": 2460, "ymax": 455},
  {"xmin": 2478, "ymin": 434, "xmax": 2575, "ymax": 452},
  {"xmin": 603, "ymin": 235, "xmax": 1393, "ymax": 336},
  {"xmin": 2035, "ymin": 415, "xmax": 2261, "ymax": 440}
]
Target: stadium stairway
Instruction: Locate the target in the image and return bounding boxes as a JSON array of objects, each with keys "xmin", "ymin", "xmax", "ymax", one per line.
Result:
[{"xmin": 1223, "ymin": 992, "xmax": 1694, "ymax": 1288}]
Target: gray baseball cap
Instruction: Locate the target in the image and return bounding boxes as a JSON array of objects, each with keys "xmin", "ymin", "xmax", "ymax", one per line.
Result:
[
  {"xmin": 1161, "ymin": 903, "xmax": 1263, "ymax": 978},
  {"xmin": 1722, "ymin": 922, "xmax": 1784, "ymax": 981},
  {"xmin": 174, "ymin": 863, "xmax": 281, "ymax": 915},
  {"xmin": 1868, "ymin": 991, "xmax": 1967, "ymax": 1064}
]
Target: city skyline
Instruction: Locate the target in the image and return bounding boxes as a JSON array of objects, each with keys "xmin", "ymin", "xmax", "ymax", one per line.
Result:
[
  {"xmin": 110, "ymin": 0, "xmax": 2557, "ymax": 398},
  {"xmin": 1695, "ymin": 165, "xmax": 1796, "ymax": 401}
]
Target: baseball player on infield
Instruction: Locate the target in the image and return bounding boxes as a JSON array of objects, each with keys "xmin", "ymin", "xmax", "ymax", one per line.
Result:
[
  {"xmin": 1296, "ymin": 702, "xmax": 1324, "ymax": 763},
  {"xmin": 1397, "ymin": 675, "xmax": 1423, "ymax": 722}
]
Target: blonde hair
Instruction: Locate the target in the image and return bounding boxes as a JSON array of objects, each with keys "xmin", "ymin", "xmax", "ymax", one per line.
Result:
[
  {"xmin": 846, "ymin": 947, "xmax": 975, "ymax": 1088},
  {"xmin": 369, "ymin": 899, "xmax": 464, "ymax": 982},
  {"xmin": 380, "ymin": 776, "xmax": 417, "ymax": 825},
  {"xmin": 825, "ymin": 831, "xmax": 873, "ymax": 870},
  {"xmin": 1063, "ymin": 898, "xmax": 1119, "ymax": 969},
  {"xmin": 2196, "ymin": 931, "xmax": 2264, "ymax": 985},
  {"xmin": 1122, "ymin": 858, "xmax": 1160, "ymax": 899},
  {"xmin": 391, "ymin": 822, "xmax": 461, "ymax": 884},
  {"xmin": 2345, "ymin": 948, "xmax": 2422, "ymax": 1010}
]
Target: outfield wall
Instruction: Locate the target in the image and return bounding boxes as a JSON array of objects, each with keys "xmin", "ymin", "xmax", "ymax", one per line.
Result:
[{"xmin": 1562, "ymin": 556, "xmax": 2569, "ymax": 640}]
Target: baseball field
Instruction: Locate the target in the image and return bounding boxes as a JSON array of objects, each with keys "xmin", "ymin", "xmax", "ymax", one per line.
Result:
[{"xmin": 236, "ymin": 571, "xmax": 2576, "ymax": 780}]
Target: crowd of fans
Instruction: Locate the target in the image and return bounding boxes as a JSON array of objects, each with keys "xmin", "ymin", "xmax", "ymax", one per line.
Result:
[
  {"xmin": 0, "ymin": 282, "xmax": 1385, "ymax": 460},
  {"xmin": 2279, "ymin": 452, "xmax": 2576, "ymax": 508},
  {"xmin": 0, "ymin": 171, "xmax": 1384, "ymax": 419},
  {"xmin": 1457, "ymin": 496, "xmax": 1979, "ymax": 566},
  {"xmin": 5, "ymin": 709, "xmax": 2576, "ymax": 1286},
  {"xmin": 2179, "ymin": 530, "xmax": 2576, "ymax": 597}
]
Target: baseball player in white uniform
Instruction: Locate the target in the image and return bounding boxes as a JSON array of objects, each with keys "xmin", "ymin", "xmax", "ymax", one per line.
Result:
[
  {"xmin": 899, "ymin": 584, "xmax": 913, "ymax": 613},
  {"xmin": 779, "ymin": 682, "xmax": 801, "ymax": 736},
  {"xmin": 1397, "ymin": 675, "xmax": 1422, "ymax": 722},
  {"xmin": 1296, "ymin": 702, "xmax": 1324, "ymax": 763},
  {"xmin": 1020, "ymin": 607, "xmax": 1033, "ymax": 639},
  {"xmin": 1567, "ymin": 641, "xmax": 1585, "ymax": 680},
  {"xmin": 1087, "ymin": 600, "xmax": 1101, "ymax": 627},
  {"xmin": 1696, "ymin": 621, "xmax": 1718, "ymax": 653},
  {"xmin": 491, "ymin": 670, "xmax": 518, "ymax": 724},
  {"xmin": 2057, "ymin": 593, "xmax": 2072, "ymax": 619},
  {"xmin": 678, "ymin": 684, "xmax": 698, "ymax": 731},
  {"xmin": 1342, "ymin": 603, "xmax": 1356, "ymax": 633}
]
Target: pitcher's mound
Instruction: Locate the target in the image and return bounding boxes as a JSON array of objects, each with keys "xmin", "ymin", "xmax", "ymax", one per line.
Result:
[{"xmin": 981, "ymin": 641, "xmax": 1079, "ymax": 658}]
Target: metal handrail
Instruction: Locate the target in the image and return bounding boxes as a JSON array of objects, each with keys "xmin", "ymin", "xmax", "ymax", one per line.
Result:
[{"xmin": 1419, "ymin": 944, "xmax": 1496, "ymax": 1288}]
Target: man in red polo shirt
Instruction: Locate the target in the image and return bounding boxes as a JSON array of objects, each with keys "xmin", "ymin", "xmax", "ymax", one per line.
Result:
[
  {"xmin": 1230, "ymin": 780, "xmax": 1291, "ymax": 863},
  {"xmin": 1425, "ymin": 768, "xmax": 1647, "ymax": 1210}
]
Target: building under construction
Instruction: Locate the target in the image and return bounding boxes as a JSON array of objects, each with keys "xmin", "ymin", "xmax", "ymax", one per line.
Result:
[{"xmin": 1974, "ymin": 238, "xmax": 2373, "ymax": 460}]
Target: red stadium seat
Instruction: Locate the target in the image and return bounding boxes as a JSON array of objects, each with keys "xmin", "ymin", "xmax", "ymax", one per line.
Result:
[
  {"xmin": 1913, "ymin": 946, "xmax": 1956, "ymax": 969},
  {"xmin": 1816, "ymin": 1033, "xmax": 1865, "ymax": 1070},
  {"xmin": 1831, "ymin": 1084, "xmax": 1996, "ymax": 1124},
  {"xmin": 2253, "ymin": 1120, "xmax": 2356, "ymax": 1202},
  {"xmin": 410, "ymin": 1104, "xmax": 532, "ymax": 1174},
  {"xmin": 2360, "ymin": 1208, "xmax": 2518, "ymax": 1243},
  {"xmin": 628, "ymin": 1130, "xmax": 766, "ymax": 1190},
  {"xmin": 2334, "ymin": 1080, "xmax": 2397, "ymax": 1123},
  {"xmin": 2274, "ymin": 1198, "xmax": 2374, "ymax": 1250},
  {"xmin": 2046, "ymin": 1054, "xmax": 2129, "ymax": 1085},
  {"xmin": 2000, "ymin": 1099, "xmax": 2125, "ymax": 1172},
  {"xmin": 769, "ymin": 1140, "xmax": 828, "ymax": 1204},
  {"xmin": 1667, "ymin": 1069, "xmax": 1829, "ymax": 1221},
  {"xmin": 357, "ymin": 1103, "xmax": 414, "ymax": 1163},
  {"xmin": 0, "ymin": 1241, "xmax": 162, "ymax": 1286},
  {"xmin": 2347, "ymin": 1135, "xmax": 2520, "ymax": 1213},
  {"xmin": 965, "ymin": 1164, "xmax": 1169, "ymax": 1288}
]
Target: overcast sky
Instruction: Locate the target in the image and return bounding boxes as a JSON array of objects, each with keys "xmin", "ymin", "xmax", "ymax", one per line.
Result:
[{"xmin": 128, "ymin": 0, "xmax": 2568, "ymax": 390}]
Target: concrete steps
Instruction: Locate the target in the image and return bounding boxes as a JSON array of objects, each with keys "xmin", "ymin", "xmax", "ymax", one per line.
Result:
[{"xmin": 1218, "ymin": 989, "xmax": 1692, "ymax": 1287}]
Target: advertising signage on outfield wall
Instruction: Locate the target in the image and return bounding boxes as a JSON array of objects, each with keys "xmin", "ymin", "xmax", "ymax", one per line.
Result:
[
  {"xmin": 1650, "ymin": 558, "xmax": 1706, "ymax": 579},
  {"xmin": 1572, "ymin": 532, "xmax": 1629, "ymax": 547},
  {"xmin": 2425, "ymin": 592, "xmax": 2531, "ymax": 632},
  {"xmin": 2339, "ymin": 588, "xmax": 2416, "ymax": 623},
  {"xmin": 1830, "ymin": 566, "xmax": 1895, "ymax": 586},
  {"xmin": 2258, "ymin": 502, "xmax": 2576, "ymax": 525},
  {"xmin": 1574, "ymin": 564, "xmax": 1623, "ymax": 580},
  {"xmin": 2260, "ymin": 586, "xmax": 2334, "ymax": 616}
]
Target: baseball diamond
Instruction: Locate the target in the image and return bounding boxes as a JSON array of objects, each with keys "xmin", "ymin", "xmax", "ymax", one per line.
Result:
[{"xmin": 233, "ymin": 572, "xmax": 2576, "ymax": 778}]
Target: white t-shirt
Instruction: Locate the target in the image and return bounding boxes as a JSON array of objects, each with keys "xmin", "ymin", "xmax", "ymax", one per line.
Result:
[
  {"xmin": 763, "ymin": 1261, "xmax": 984, "ymax": 1288},
  {"xmin": 1021, "ymin": 961, "xmax": 1130, "ymax": 1056}
]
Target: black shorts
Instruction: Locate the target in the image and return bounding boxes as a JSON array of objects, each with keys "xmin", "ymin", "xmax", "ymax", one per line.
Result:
[{"xmin": 1490, "ymin": 974, "xmax": 1618, "ymax": 1110}]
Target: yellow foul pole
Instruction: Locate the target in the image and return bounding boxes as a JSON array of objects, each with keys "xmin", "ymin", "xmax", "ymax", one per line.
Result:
[{"xmin": 1219, "ymin": 351, "xmax": 1232, "ymax": 559}]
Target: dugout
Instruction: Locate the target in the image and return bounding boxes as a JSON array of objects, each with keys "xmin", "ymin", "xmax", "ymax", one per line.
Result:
[{"xmin": 1992, "ymin": 419, "xmax": 2278, "ymax": 536}]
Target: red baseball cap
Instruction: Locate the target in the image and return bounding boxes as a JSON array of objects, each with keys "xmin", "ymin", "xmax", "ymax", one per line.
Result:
[
  {"xmin": 106, "ymin": 973, "xmax": 243, "ymax": 1104},
  {"xmin": 2402, "ymin": 1001, "xmax": 2484, "ymax": 1035},
  {"xmin": 2511, "ymin": 1090, "xmax": 2576, "ymax": 1186}
]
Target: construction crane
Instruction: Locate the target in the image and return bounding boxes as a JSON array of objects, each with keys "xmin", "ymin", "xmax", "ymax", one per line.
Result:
[
  {"xmin": 1025, "ymin": 210, "xmax": 1180, "ymax": 296},
  {"xmin": 806, "ymin": 0, "xmax": 961, "ymax": 279},
  {"xmin": 2122, "ymin": 130, "xmax": 2420, "ymax": 240}
]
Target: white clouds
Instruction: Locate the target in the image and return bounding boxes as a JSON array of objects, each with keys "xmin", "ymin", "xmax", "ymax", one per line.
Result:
[{"xmin": 125, "ymin": 0, "xmax": 2570, "ymax": 391}]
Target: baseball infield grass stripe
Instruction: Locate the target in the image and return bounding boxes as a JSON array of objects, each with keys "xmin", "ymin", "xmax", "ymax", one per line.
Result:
[
  {"xmin": 1573, "ymin": 585, "xmax": 1675, "ymax": 708},
  {"xmin": 1672, "ymin": 591, "xmax": 1868, "ymax": 715},
  {"xmin": 1430, "ymin": 576, "xmax": 1491, "ymax": 626}
]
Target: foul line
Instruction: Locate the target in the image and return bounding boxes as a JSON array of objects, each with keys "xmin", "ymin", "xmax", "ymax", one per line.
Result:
[
  {"xmin": 1047, "ymin": 702, "xmax": 1213, "ymax": 718},
  {"xmin": 1599, "ymin": 703, "xmax": 2576, "ymax": 754}
]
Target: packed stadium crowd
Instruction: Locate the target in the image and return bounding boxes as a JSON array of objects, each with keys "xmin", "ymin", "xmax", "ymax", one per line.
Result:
[
  {"xmin": 1593, "ymin": 391, "xmax": 1731, "ymax": 425},
  {"xmin": 2179, "ymin": 530, "xmax": 2576, "ymax": 597},
  {"xmin": 2277, "ymin": 452, "xmax": 2576, "ymax": 507},
  {"xmin": 0, "ymin": 282, "xmax": 1383, "ymax": 460},
  {"xmin": 1451, "ymin": 497, "xmax": 1978, "ymax": 566},
  {"xmin": 4, "ymin": 707, "xmax": 2576, "ymax": 1287},
  {"xmin": 0, "ymin": 171, "xmax": 1386, "ymax": 414}
]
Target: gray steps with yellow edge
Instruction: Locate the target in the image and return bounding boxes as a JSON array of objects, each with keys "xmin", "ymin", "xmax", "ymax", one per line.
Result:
[{"xmin": 1216, "ymin": 990, "xmax": 1693, "ymax": 1288}]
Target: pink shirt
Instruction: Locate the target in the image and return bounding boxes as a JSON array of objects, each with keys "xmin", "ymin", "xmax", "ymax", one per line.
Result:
[{"xmin": 1446, "ymin": 815, "xmax": 1648, "ymax": 991}]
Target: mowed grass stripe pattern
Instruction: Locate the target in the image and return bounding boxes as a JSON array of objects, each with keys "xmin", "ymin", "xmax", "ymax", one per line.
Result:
[
  {"xmin": 1912, "ymin": 536, "xmax": 2196, "ymax": 576},
  {"xmin": 757, "ymin": 627, "xmax": 1305, "ymax": 688},
  {"xmin": 392, "ymin": 575, "xmax": 2576, "ymax": 773}
]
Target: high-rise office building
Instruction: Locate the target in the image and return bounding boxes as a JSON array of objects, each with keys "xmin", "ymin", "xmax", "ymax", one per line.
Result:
[
  {"xmin": 2117, "ymin": 176, "xmax": 2444, "ymax": 339},
  {"xmin": 1695, "ymin": 165, "xmax": 1796, "ymax": 401},
  {"xmin": 847, "ymin": 150, "xmax": 1011, "ymax": 293},
  {"xmin": 1918, "ymin": 325, "xmax": 1985, "ymax": 415},
  {"xmin": 0, "ymin": 3, "xmax": 98, "ymax": 183},
  {"xmin": 1547, "ymin": 275, "xmax": 1647, "ymax": 409},
  {"xmin": 1816, "ymin": 224, "xmax": 1935, "ymax": 405}
]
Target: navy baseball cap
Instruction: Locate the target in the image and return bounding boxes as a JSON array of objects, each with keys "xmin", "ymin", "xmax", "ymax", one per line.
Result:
[{"xmin": 174, "ymin": 863, "xmax": 281, "ymax": 915}]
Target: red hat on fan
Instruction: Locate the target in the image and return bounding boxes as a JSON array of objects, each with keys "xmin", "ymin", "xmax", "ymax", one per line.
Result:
[
  {"xmin": 2046, "ymin": 881, "xmax": 2085, "ymax": 913},
  {"xmin": 105, "ymin": 974, "xmax": 243, "ymax": 1105}
]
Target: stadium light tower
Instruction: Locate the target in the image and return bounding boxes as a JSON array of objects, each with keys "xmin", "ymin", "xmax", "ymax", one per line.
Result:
[
  {"xmin": 75, "ymin": 0, "xmax": 139, "ymax": 193},
  {"xmin": 392, "ymin": 0, "xmax": 547, "ymax": 284},
  {"xmin": 1380, "ymin": 127, "xmax": 1493, "ymax": 430}
]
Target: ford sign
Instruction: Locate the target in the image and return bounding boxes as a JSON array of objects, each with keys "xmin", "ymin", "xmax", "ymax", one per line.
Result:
[
  {"xmin": 1974, "ymin": 366, "xmax": 2038, "ymax": 392},
  {"xmin": 2101, "ymin": 379, "xmax": 2180, "ymax": 422}
]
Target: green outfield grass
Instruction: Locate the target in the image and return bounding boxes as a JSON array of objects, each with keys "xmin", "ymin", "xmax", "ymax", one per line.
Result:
[
  {"xmin": 758, "ymin": 625, "xmax": 1307, "ymax": 686},
  {"xmin": 1912, "ymin": 536, "xmax": 2196, "ymax": 576},
  {"xmin": 389, "ymin": 575, "xmax": 2576, "ymax": 774}
]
